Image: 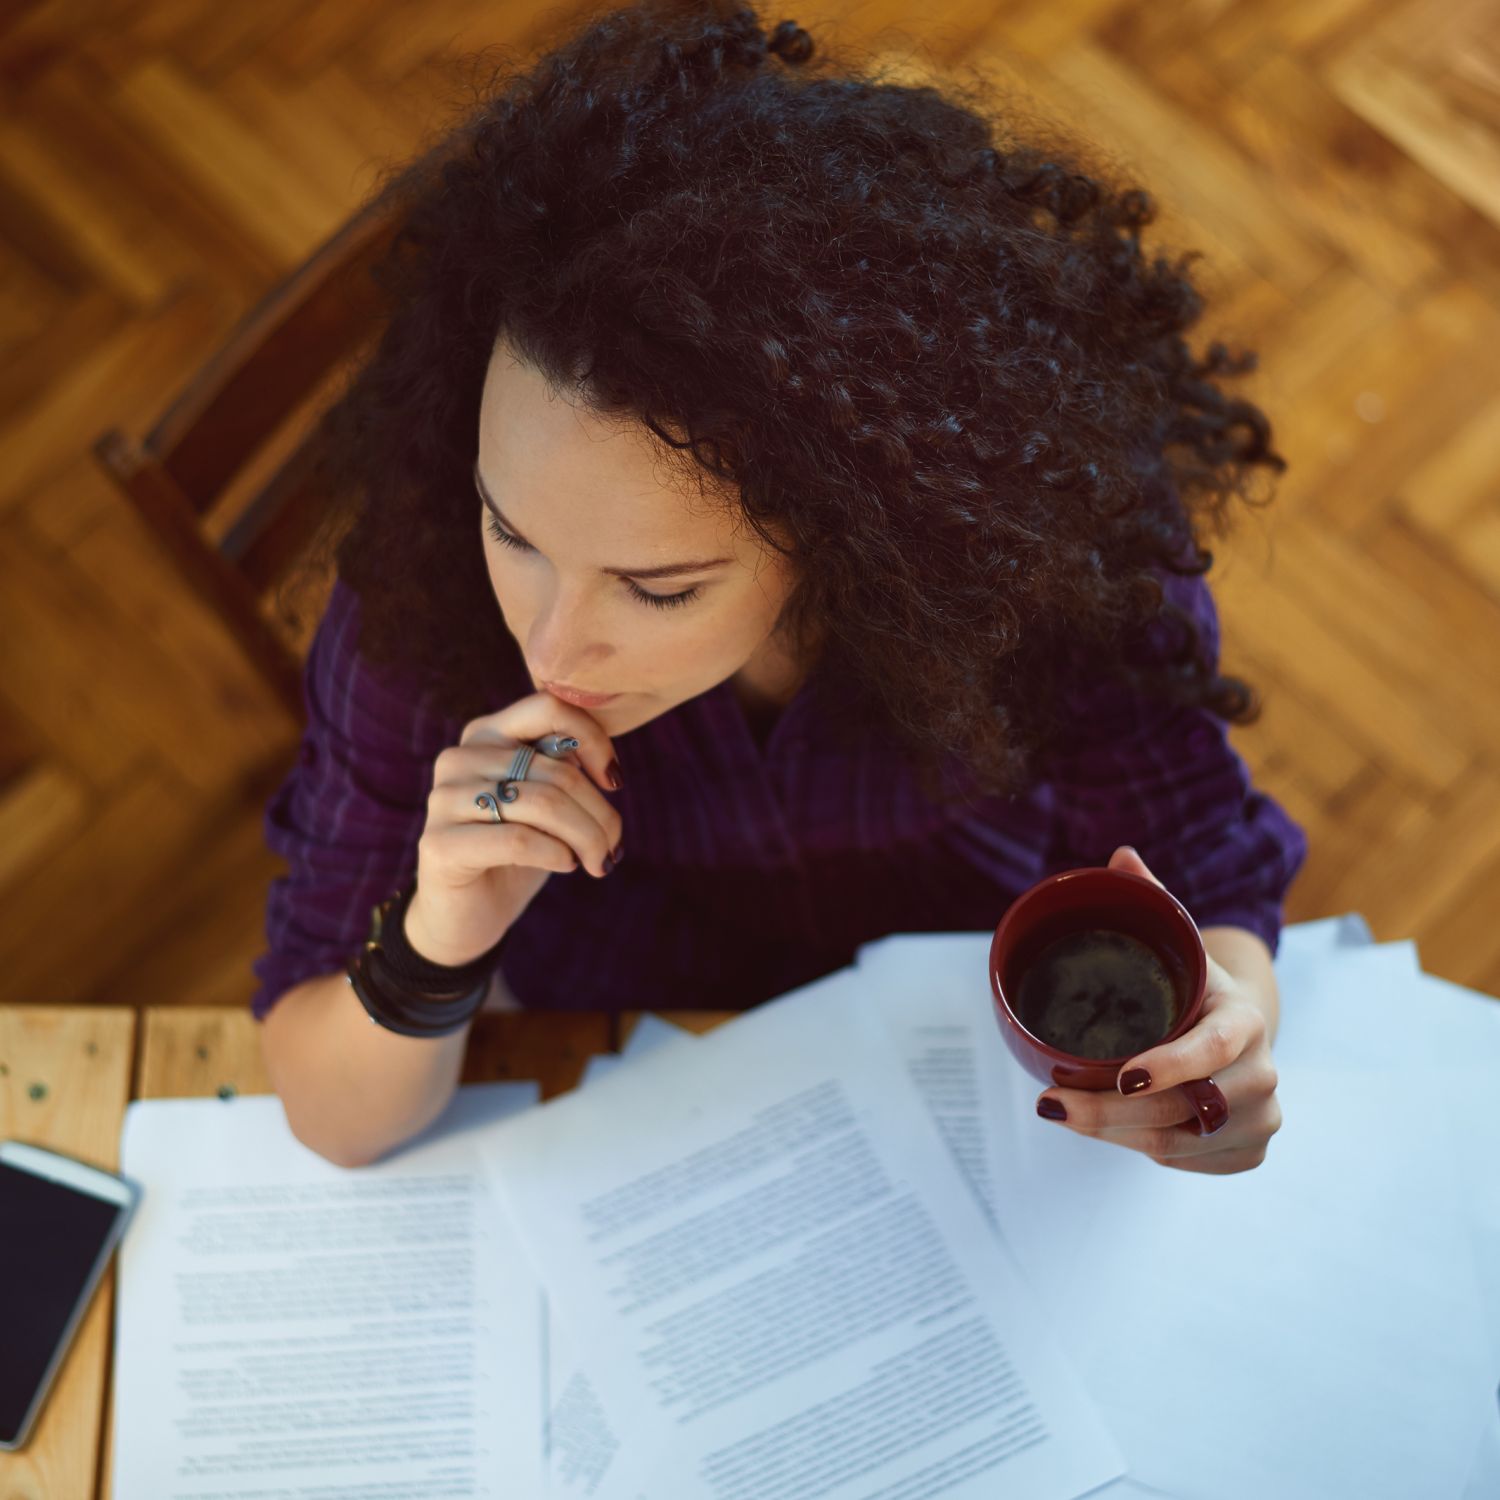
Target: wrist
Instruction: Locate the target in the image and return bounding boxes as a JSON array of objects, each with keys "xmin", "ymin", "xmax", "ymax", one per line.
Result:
[
  {"xmin": 1201, "ymin": 924, "xmax": 1280, "ymax": 1047},
  {"xmin": 402, "ymin": 889, "xmax": 500, "ymax": 970}
]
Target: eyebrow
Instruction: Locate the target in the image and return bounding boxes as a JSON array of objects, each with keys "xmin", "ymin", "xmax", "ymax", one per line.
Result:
[{"xmin": 474, "ymin": 462, "xmax": 734, "ymax": 579}]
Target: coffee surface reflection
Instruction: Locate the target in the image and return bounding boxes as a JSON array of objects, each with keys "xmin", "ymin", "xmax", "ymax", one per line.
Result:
[{"xmin": 1015, "ymin": 927, "xmax": 1181, "ymax": 1058}]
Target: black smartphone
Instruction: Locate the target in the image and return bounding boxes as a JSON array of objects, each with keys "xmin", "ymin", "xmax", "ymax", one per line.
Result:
[{"xmin": 0, "ymin": 1139, "xmax": 141, "ymax": 1451}]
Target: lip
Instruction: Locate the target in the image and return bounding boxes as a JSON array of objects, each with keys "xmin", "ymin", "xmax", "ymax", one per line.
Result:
[{"xmin": 541, "ymin": 679, "xmax": 621, "ymax": 709}]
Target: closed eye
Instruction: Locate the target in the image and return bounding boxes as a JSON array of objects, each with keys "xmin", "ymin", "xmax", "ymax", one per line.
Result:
[{"xmin": 483, "ymin": 512, "xmax": 702, "ymax": 611}]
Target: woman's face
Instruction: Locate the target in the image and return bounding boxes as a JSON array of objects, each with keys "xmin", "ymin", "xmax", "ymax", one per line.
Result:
[{"xmin": 476, "ymin": 336, "xmax": 801, "ymax": 737}]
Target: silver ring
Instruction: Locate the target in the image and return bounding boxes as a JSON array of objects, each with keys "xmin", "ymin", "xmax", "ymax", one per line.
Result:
[{"xmin": 474, "ymin": 743, "xmax": 539, "ymax": 822}]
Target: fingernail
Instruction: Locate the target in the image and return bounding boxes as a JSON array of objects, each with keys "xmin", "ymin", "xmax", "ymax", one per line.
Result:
[
  {"xmin": 607, "ymin": 759, "xmax": 623, "ymax": 790},
  {"xmin": 602, "ymin": 852, "xmax": 616, "ymax": 875},
  {"xmin": 1037, "ymin": 1098, "xmax": 1067, "ymax": 1121},
  {"xmin": 1196, "ymin": 1095, "xmax": 1230, "ymax": 1136},
  {"xmin": 1120, "ymin": 1068, "xmax": 1151, "ymax": 1095},
  {"xmin": 610, "ymin": 841, "xmax": 624, "ymax": 866}
]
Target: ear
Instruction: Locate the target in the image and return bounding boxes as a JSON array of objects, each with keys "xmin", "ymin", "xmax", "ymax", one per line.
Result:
[{"xmin": 1108, "ymin": 845, "xmax": 1165, "ymax": 890}]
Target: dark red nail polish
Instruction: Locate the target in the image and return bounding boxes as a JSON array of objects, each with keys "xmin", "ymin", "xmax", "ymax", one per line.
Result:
[
  {"xmin": 607, "ymin": 759, "xmax": 623, "ymax": 790},
  {"xmin": 1194, "ymin": 1093, "xmax": 1230, "ymax": 1136},
  {"xmin": 610, "ymin": 842, "xmax": 624, "ymax": 865},
  {"xmin": 603, "ymin": 852, "xmax": 616, "ymax": 875},
  {"xmin": 1120, "ymin": 1068, "xmax": 1151, "ymax": 1095},
  {"xmin": 1037, "ymin": 1098, "xmax": 1067, "ymax": 1121}
]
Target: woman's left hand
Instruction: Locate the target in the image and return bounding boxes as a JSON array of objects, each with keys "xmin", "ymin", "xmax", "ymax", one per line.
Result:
[{"xmin": 1034, "ymin": 845, "xmax": 1283, "ymax": 1176}]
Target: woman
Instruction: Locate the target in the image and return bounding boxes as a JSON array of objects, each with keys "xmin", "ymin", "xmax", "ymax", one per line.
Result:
[{"xmin": 254, "ymin": 0, "xmax": 1307, "ymax": 1174}]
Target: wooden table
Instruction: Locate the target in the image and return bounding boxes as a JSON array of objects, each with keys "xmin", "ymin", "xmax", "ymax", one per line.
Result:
[{"xmin": 0, "ymin": 1003, "xmax": 734, "ymax": 1500}]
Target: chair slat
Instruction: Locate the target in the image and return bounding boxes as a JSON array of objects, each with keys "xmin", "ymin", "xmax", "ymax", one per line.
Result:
[
  {"xmin": 143, "ymin": 199, "xmax": 401, "ymax": 513},
  {"xmin": 90, "ymin": 430, "xmax": 307, "ymax": 722}
]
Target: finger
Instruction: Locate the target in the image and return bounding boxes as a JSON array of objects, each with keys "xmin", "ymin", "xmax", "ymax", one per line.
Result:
[
  {"xmin": 437, "ymin": 744, "xmax": 622, "ymax": 857},
  {"xmin": 440, "ymin": 771, "xmax": 618, "ymax": 878},
  {"xmin": 460, "ymin": 693, "xmax": 622, "ymax": 797},
  {"xmin": 1111, "ymin": 999, "xmax": 1260, "ymax": 1101},
  {"xmin": 1040, "ymin": 1067, "xmax": 1276, "ymax": 1157},
  {"xmin": 1108, "ymin": 845, "xmax": 1165, "ymax": 888},
  {"xmin": 1065, "ymin": 1102, "xmax": 1248, "ymax": 1161},
  {"xmin": 1036, "ymin": 1083, "xmax": 1198, "ymax": 1137},
  {"xmin": 429, "ymin": 818, "xmax": 582, "ymax": 877},
  {"xmin": 1152, "ymin": 1143, "xmax": 1270, "ymax": 1176}
]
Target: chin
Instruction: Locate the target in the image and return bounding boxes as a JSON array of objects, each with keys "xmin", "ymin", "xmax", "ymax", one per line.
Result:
[{"xmin": 600, "ymin": 700, "xmax": 651, "ymax": 736}]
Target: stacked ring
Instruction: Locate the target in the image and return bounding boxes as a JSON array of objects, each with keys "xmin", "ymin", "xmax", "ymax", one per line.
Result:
[{"xmin": 475, "ymin": 743, "xmax": 538, "ymax": 820}]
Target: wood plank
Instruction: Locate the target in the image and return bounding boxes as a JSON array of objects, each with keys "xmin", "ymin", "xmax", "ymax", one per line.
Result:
[
  {"xmin": 1416, "ymin": 838, "xmax": 1500, "ymax": 991},
  {"xmin": 0, "ymin": 1004, "xmax": 135, "ymax": 1500},
  {"xmin": 93, "ymin": 786, "xmax": 293, "ymax": 1011},
  {"xmin": 0, "ymin": 760, "xmax": 88, "ymax": 890},
  {"xmin": 0, "ymin": 512, "xmax": 295, "ymax": 799},
  {"xmin": 1217, "ymin": 647, "xmax": 1370, "ymax": 802},
  {"xmin": 463, "ymin": 1012, "xmax": 614, "ymax": 1099},
  {"xmin": 15, "ymin": 57, "xmax": 281, "ymax": 301},
  {"xmin": 133, "ymin": 1005, "xmax": 618, "ymax": 1105},
  {"xmin": 1224, "ymin": 51, "xmax": 1441, "ymax": 300},
  {"xmin": 0, "ymin": 117, "xmax": 176, "ymax": 307},
  {"xmin": 0, "ymin": 276, "xmax": 236, "ymax": 514},
  {"xmin": 136, "ymin": 1004, "xmax": 273, "ymax": 1100},
  {"xmin": 1211, "ymin": 554, "xmax": 1471, "ymax": 792},
  {"xmin": 109, "ymin": 56, "xmax": 340, "ymax": 266},
  {"xmin": 1267, "ymin": 512, "xmax": 1500, "ymax": 745},
  {"xmin": 0, "ymin": 757, "xmax": 223, "ymax": 1007},
  {"xmin": 1328, "ymin": 35, "xmax": 1500, "ymax": 230}
]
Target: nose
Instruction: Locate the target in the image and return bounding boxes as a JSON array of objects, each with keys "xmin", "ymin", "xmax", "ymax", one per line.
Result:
[{"xmin": 525, "ymin": 583, "xmax": 610, "ymax": 687}]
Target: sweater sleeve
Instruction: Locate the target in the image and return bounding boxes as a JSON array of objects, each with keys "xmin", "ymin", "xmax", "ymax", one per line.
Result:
[
  {"xmin": 248, "ymin": 579, "xmax": 464, "ymax": 1022},
  {"xmin": 1032, "ymin": 567, "xmax": 1309, "ymax": 958}
]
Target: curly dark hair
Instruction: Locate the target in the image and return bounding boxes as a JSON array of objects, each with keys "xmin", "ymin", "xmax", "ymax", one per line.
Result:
[{"xmin": 283, "ymin": 0, "xmax": 1287, "ymax": 808}]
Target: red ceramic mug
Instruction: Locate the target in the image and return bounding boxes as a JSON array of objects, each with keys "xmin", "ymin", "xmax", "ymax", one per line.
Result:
[{"xmin": 989, "ymin": 865, "xmax": 1230, "ymax": 1137}]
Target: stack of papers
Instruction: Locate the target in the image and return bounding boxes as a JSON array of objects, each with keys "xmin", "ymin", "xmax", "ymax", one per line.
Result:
[{"xmin": 112, "ymin": 915, "xmax": 1500, "ymax": 1499}]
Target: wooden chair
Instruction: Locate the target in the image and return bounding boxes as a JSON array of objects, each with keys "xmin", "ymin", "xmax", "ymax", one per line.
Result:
[{"xmin": 90, "ymin": 193, "xmax": 404, "ymax": 724}]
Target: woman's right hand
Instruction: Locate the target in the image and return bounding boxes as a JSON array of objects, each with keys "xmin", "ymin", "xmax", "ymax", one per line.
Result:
[{"xmin": 402, "ymin": 691, "xmax": 625, "ymax": 966}]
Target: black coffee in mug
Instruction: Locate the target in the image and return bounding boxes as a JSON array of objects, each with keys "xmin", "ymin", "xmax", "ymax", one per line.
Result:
[{"xmin": 1014, "ymin": 927, "xmax": 1185, "ymax": 1059}]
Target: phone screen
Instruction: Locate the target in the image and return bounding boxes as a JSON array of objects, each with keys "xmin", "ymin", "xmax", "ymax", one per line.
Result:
[{"xmin": 0, "ymin": 1158, "xmax": 130, "ymax": 1447}]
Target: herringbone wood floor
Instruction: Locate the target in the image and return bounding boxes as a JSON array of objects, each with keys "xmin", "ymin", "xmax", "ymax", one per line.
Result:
[{"xmin": 2, "ymin": 0, "xmax": 1498, "ymax": 1007}]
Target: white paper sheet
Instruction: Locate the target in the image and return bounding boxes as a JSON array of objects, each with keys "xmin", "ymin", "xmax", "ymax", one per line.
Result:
[
  {"xmin": 1009, "ymin": 942, "xmax": 1490, "ymax": 1498},
  {"xmin": 852, "ymin": 918, "xmax": 1500, "ymax": 1494},
  {"xmin": 580, "ymin": 1013, "xmax": 694, "ymax": 1089},
  {"xmin": 1402, "ymin": 970, "xmax": 1500, "ymax": 1363},
  {"xmin": 549, "ymin": 1015, "xmax": 695, "ymax": 1496},
  {"xmin": 113, "ymin": 1084, "xmax": 544, "ymax": 1500},
  {"xmin": 847, "ymin": 918, "xmax": 1372, "ymax": 1500},
  {"xmin": 622, "ymin": 1014, "xmax": 694, "ymax": 1060},
  {"xmin": 852, "ymin": 924, "xmax": 1494, "ymax": 1500},
  {"xmin": 1463, "ymin": 1407, "xmax": 1500, "ymax": 1500},
  {"xmin": 1405, "ymin": 967, "xmax": 1500, "ymax": 1495},
  {"xmin": 545, "ymin": 1259, "xmax": 630, "ymax": 1500},
  {"xmin": 482, "ymin": 971, "xmax": 1128, "ymax": 1500}
]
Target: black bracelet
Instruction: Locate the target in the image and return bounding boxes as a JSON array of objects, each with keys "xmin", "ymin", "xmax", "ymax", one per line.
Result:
[
  {"xmin": 347, "ymin": 955, "xmax": 486, "ymax": 1037},
  {"xmin": 373, "ymin": 881, "xmax": 509, "ymax": 988},
  {"xmin": 347, "ymin": 881, "xmax": 511, "ymax": 1038},
  {"xmin": 348, "ymin": 961, "xmax": 487, "ymax": 1037}
]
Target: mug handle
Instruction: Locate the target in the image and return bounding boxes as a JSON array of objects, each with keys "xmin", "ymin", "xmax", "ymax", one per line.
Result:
[{"xmin": 1180, "ymin": 1077, "xmax": 1230, "ymax": 1137}]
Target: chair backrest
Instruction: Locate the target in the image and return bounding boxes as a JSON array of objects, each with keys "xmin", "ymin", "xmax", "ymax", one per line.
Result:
[{"xmin": 91, "ymin": 192, "xmax": 404, "ymax": 723}]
